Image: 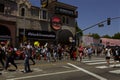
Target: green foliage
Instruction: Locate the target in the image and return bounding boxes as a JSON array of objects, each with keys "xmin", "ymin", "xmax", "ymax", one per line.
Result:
[
  {"xmin": 101, "ymin": 34, "xmax": 111, "ymax": 38},
  {"xmin": 112, "ymin": 32, "xmax": 120, "ymax": 39},
  {"xmin": 90, "ymin": 33, "xmax": 100, "ymax": 39},
  {"xmin": 75, "ymin": 22, "xmax": 83, "ymax": 36}
]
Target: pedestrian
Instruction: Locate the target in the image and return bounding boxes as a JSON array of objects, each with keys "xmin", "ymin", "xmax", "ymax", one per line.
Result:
[
  {"xmin": 57, "ymin": 44, "xmax": 62, "ymax": 60},
  {"xmin": 5, "ymin": 44, "xmax": 18, "ymax": 71},
  {"xmin": 73, "ymin": 47, "xmax": 77, "ymax": 60},
  {"xmin": 87, "ymin": 46, "xmax": 93, "ymax": 60},
  {"xmin": 105, "ymin": 46, "xmax": 112, "ymax": 67},
  {"xmin": 112, "ymin": 46, "xmax": 120, "ymax": 67},
  {"xmin": 22, "ymin": 46, "xmax": 32, "ymax": 73},
  {"xmin": 0, "ymin": 47, "xmax": 5, "ymax": 69},
  {"xmin": 78, "ymin": 45, "xmax": 84, "ymax": 62},
  {"xmin": 27, "ymin": 42, "xmax": 35, "ymax": 65},
  {"xmin": 52, "ymin": 46, "xmax": 57, "ymax": 62}
]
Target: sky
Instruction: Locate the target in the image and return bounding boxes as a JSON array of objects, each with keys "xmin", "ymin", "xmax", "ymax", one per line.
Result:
[{"xmin": 29, "ymin": 0, "xmax": 120, "ymax": 36}]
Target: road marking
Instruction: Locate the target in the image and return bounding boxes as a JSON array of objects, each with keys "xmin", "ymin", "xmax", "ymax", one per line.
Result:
[
  {"xmin": 83, "ymin": 60, "xmax": 115, "ymax": 65},
  {"xmin": 33, "ymin": 68, "xmax": 43, "ymax": 72},
  {"xmin": 62, "ymin": 66, "xmax": 71, "ymax": 69},
  {"xmin": 96, "ymin": 64, "xmax": 120, "ymax": 69},
  {"xmin": 87, "ymin": 61, "xmax": 114, "ymax": 65},
  {"xmin": 67, "ymin": 63, "xmax": 107, "ymax": 80},
  {"xmin": 6, "ymin": 70, "xmax": 80, "ymax": 80},
  {"xmin": 82, "ymin": 59, "xmax": 106, "ymax": 63},
  {"xmin": 109, "ymin": 69, "xmax": 120, "ymax": 74}
]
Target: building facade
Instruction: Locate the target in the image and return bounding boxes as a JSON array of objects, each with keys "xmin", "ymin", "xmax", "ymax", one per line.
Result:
[{"xmin": 0, "ymin": 0, "xmax": 78, "ymax": 47}]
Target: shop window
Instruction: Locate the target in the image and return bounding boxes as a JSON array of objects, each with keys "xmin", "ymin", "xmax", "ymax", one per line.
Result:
[{"xmin": 0, "ymin": 3, "xmax": 4, "ymax": 13}]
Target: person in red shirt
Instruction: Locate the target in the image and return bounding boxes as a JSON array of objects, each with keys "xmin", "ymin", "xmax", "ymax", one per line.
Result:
[
  {"xmin": 78, "ymin": 45, "xmax": 84, "ymax": 62},
  {"xmin": 73, "ymin": 48, "xmax": 77, "ymax": 60}
]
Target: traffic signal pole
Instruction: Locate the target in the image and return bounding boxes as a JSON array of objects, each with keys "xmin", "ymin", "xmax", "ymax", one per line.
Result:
[
  {"xmin": 82, "ymin": 20, "xmax": 106, "ymax": 32},
  {"xmin": 76, "ymin": 16, "xmax": 120, "ymax": 46},
  {"xmin": 77, "ymin": 16, "xmax": 120, "ymax": 33}
]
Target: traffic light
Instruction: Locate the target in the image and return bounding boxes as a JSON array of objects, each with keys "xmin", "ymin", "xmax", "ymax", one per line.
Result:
[{"xmin": 107, "ymin": 18, "xmax": 111, "ymax": 25}]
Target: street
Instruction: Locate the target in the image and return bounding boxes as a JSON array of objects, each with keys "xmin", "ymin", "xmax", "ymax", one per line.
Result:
[{"xmin": 0, "ymin": 55, "xmax": 120, "ymax": 80}]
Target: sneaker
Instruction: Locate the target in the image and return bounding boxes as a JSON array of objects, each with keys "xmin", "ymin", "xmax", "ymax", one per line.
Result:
[{"xmin": 23, "ymin": 70, "xmax": 27, "ymax": 73}]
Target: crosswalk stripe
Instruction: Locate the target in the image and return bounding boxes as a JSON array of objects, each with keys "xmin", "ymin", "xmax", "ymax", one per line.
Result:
[
  {"xmin": 109, "ymin": 69, "xmax": 120, "ymax": 74},
  {"xmin": 82, "ymin": 58, "xmax": 120, "ymax": 74},
  {"xmin": 81, "ymin": 58, "xmax": 114, "ymax": 65},
  {"xmin": 96, "ymin": 64, "xmax": 120, "ymax": 69},
  {"xmin": 77, "ymin": 57, "xmax": 105, "ymax": 62},
  {"xmin": 33, "ymin": 68, "xmax": 43, "ymax": 72},
  {"xmin": 82, "ymin": 59, "xmax": 106, "ymax": 63},
  {"xmin": 87, "ymin": 61, "xmax": 115, "ymax": 65},
  {"xmin": 62, "ymin": 66, "xmax": 71, "ymax": 69}
]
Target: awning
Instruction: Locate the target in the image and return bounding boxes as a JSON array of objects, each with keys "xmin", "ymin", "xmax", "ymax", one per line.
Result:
[{"xmin": 57, "ymin": 29, "xmax": 73, "ymax": 44}]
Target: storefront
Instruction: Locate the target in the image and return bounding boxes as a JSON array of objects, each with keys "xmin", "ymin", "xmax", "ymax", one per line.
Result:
[{"xmin": 19, "ymin": 29, "xmax": 56, "ymax": 45}]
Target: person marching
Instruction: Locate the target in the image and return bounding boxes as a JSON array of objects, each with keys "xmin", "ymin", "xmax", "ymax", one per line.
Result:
[
  {"xmin": 112, "ymin": 46, "xmax": 120, "ymax": 67},
  {"xmin": 105, "ymin": 46, "xmax": 112, "ymax": 67},
  {"xmin": 22, "ymin": 46, "xmax": 32, "ymax": 73},
  {"xmin": 27, "ymin": 42, "xmax": 35, "ymax": 65},
  {"xmin": 0, "ymin": 46, "xmax": 5, "ymax": 69},
  {"xmin": 87, "ymin": 46, "xmax": 93, "ymax": 60},
  {"xmin": 5, "ymin": 44, "xmax": 18, "ymax": 71},
  {"xmin": 78, "ymin": 45, "xmax": 84, "ymax": 62},
  {"xmin": 0, "ymin": 42, "xmax": 6, "ymax": 69}
]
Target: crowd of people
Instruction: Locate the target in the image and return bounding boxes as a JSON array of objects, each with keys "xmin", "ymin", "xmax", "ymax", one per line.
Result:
[
  {"xmin": 0, "ymin": 40, "xmax": 120, "ymax": 73},
  {"xmin": 0, "ymin": 40, "xmax": 79, "ymax": 73}
]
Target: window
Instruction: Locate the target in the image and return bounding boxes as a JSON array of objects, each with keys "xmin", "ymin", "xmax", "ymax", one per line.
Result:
[
  {"xmin": 31, "ymin": 9, "xmax": 39, "ymax": 16},
  {"xmin": 40, "ymin": 10, "xmax": 48, "ymax": 20},
  {"xmin": 21, "ymin": 8, "xmax": 25, "ymax": 16},
  {"xmin": 43, "ymin": 10, "xmax": 47, "ymax": 19},
  {"xmin": 62, "ymin": 16, "xmax": 69, "ymax": 24},
  {"xmin": 62, "ymin": 16, "xmax": 65, "ymax": 23},
  {"xmin": 0, "ymin": 3, "xmax": 4, "ymax": 13},
  {"xmin": 66, "ymin": 17, "xmax": 69, "ymax": 24}
]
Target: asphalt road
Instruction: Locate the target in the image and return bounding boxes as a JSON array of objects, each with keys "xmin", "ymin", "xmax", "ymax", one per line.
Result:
[{"xmin": 0, "ymin": 55, "xmax": 120, "ymax": 80}]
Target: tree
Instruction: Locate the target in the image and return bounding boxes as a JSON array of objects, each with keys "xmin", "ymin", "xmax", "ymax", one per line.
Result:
[
  {"xmin": 90, "ymin": 33, "xmax": 100, "ymax": 39},
  {"xmin": 102, "ymin": 34, "xmax": 111, "ymax": 38},
  {"xmin": 112, "ymin": 32, "xmax": 120, "ymax": 39},
  {"xmin": 75, "ymin": 22, "xmax": 83, "ymax": 36}
]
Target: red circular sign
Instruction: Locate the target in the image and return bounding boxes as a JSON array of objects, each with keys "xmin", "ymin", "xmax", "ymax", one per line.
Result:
[{"xmin": 51, "ymin": 16, "xmax": 61, "ymax": 30}]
